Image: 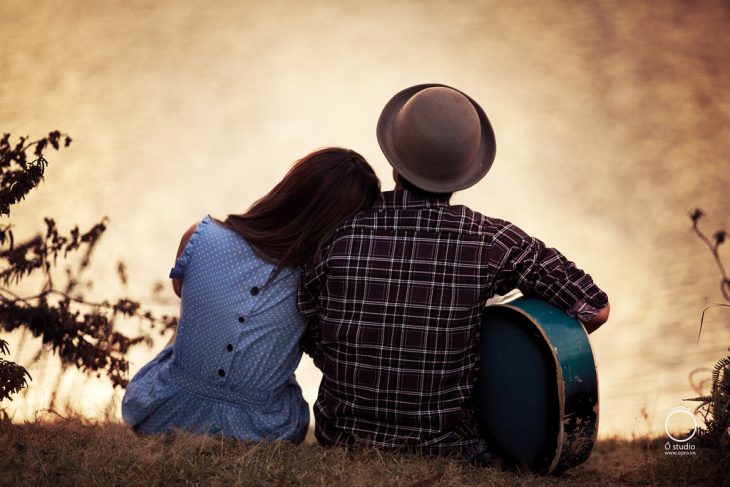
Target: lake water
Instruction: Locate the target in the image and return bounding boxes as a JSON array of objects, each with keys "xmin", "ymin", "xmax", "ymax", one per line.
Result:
[{"xmin": 2, "ymin": 0, "xmax": 729, "ymax": 437}]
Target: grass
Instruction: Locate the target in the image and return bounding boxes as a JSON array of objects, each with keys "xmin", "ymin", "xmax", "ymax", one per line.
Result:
[{"xmin": 1, "ymin": 417, "xmax": 728, "ymax": 487}]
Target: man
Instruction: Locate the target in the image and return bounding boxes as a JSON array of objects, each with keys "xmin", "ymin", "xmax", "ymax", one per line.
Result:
[{"xmin": 298, "ymin": 84, "xmax": 610, "ymax": 464}]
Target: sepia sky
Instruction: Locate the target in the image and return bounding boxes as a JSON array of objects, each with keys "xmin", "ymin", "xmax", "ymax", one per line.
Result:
[{"xmin": 2, "ymin": 0, "xmax": 730, "ymax": 436}]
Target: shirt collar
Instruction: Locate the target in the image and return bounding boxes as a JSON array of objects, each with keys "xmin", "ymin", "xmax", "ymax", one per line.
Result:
[{"xmin": 373, "ymin": 189, "xmax": 451, "ymax": 210}]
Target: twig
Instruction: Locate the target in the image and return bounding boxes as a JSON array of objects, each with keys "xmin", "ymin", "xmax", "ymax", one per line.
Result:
[
  {"xmin": 697, "ymin": 304, "xmax": 730, "ymax": 346},
  {"xmin": 691, "ymin": 214, "xmax": 729, "ymax": 300},
  {"xmin": 0, "ymin": 286, "xmax": 34, "ymax": 305}
]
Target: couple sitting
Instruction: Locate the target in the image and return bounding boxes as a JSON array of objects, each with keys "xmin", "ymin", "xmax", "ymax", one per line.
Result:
[{"xmin": 122, "ymin": 84, "xmax": 610, "ymax": 465}]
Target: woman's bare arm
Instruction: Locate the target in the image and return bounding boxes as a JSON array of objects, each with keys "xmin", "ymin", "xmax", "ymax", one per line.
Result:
[
  {"xmin": 172, "ymin": 223, "xmax": 200, "ymax": 298},
  {"xmin": 166, "ymin": 222, "xmax": 200, "ymax": 347}
]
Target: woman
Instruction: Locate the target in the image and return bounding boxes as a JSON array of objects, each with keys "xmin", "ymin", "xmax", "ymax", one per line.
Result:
[{"xmin": 122, "ymin": 148, "xmax": 380, "ymax": 442}]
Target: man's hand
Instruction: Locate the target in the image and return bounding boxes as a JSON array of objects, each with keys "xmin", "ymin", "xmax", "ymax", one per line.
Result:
[{"xmin": 582, "ymin": 303, "xmax": 610, "ymax": 334}]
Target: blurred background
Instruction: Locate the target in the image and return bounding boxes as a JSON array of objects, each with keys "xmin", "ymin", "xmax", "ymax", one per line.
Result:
[{"xmin": 1, "ymin": 0, "xmax": 729, "ymax": 437}]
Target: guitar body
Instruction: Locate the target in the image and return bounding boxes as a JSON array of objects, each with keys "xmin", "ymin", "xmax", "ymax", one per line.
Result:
[{"xmin": 476, "ymin": 297, "xmax": 598, "ymax": 475}]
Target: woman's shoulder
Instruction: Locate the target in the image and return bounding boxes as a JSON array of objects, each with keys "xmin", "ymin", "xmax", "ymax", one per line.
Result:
[
  {"xmin": 179, "ymin": 221, "xmax": 202, "ymax": 250},
  {"xmin": 170, "ymin": 215, "xmax": 214, "ymax": 280},
  {"xmin": 180, "ymin": 215, "xmax": 213, "ymax": 249}
]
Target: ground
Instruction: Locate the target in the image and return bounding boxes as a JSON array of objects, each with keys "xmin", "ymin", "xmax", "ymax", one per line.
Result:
[{"xmin": 0, "ymin": 418, "xmax": 727, "ymax": 486}]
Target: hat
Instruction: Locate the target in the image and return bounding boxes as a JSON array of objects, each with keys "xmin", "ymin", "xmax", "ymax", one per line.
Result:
[{"xmin": 376, "ymin": 84, "xmax": 496, "ymax": 193}]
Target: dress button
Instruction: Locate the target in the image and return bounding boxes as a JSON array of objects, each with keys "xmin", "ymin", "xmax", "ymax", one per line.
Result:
[
  {"xmin": 218, "ymin": 369, "xmax": 225, "ymax": 377},
  {"xmin": 226, "ymin": 344, "xmax": 233, "ymax": 352},
  {"xmin": 238, "ymin": 316, "xmax": 245, "ymax": 323},
  {"xmin": 250, "ymin": 286, "xmax": 260, "ymax": 296}
]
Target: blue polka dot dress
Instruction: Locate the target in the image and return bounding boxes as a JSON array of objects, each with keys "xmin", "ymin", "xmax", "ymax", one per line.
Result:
[{"xmin": 121, "ymin": 215, "xmax": 309, "ymax": 441}]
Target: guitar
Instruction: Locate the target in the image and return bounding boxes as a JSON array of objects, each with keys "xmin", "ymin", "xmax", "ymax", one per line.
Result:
[{"xmin": 476, "ymin": 297, "xmax": 598, "ymax": 474}]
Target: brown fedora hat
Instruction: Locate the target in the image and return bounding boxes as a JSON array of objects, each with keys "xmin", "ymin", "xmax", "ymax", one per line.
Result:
[{"xmin": 377, "ymin": 84, "xmax": 496, "ymax": 193}]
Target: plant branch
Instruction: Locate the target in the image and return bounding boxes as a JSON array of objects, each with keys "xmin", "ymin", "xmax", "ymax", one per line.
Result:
[{"xmin": 690, "ymin": 208, "xmax": 730, "ymax": 302}]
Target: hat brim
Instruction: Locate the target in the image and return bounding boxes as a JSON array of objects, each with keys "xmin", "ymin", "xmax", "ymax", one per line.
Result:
[{"xmin": 376, "ymin": 83, "xmax": 496, "ymax": 193}]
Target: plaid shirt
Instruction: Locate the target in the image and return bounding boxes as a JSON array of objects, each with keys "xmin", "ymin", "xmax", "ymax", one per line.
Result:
[{"xmin": 298, "ymin": 189, "xmax": 608, "ymax": 458}]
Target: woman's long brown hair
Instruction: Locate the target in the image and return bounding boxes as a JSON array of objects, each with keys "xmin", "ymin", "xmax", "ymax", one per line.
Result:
[{"xmin": 220, "ymin": 148, "xmax": 380, "ymax": 278}]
